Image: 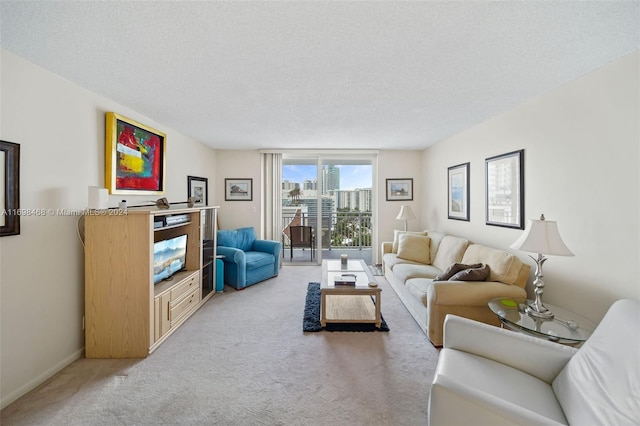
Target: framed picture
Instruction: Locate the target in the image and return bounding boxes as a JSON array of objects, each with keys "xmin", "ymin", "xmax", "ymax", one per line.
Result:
[
  {"xmin": 386, "ymin": 178, "xmax": 413, "ymax": 201},
  {"xmin": 105, "ymin": 112, "xmax": 166, "ymax": 195},
  {"xmin": 486, "ymin": 149, "xmax": 524, "ymax": 229},
  {"xmin": 448, "ymin": 162, "xmax": 470, "ymax": 221},
  {"xmin": 187, "ymin": 176, "xmax": 208, "ymax": 206},
  {"xmin": 0, "ymin": 140, "xmax": 20, "ymax": 237},
  {"xmin": 225, "ymin": 178, "xmax": 253, "ymax": 201}
]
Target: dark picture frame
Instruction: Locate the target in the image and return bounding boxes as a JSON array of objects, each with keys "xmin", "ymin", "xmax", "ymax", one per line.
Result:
[
  {"xmin": 0, "ymin": 140, "xmax": 20, "ymax": 237},
  {"xmin": 187, "ymin": 176, "xmax": 208, "ymax": 206},
  {"xmin": 386, "ymin": 178, "xmax": 413, "ymax": 201},
  {"xmin": 105, "ymin": 112, "xmax": 166, "ymax": 195},
  {"xmin": 448, "ymin": 162, "xmax": 470, "ymax": 221},
  {"xmin": 486, "ymin": 149, "xmax": 525, "ymax": 229},
  {"xmin": 225, "ymin": 178, "xmax": 253, "ymax": 201}
]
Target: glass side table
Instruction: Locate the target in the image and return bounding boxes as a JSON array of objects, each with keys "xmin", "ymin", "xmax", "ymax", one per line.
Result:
[{"xmin": 488, "ymin": 298, "xmax": 596, "ymax": 346}]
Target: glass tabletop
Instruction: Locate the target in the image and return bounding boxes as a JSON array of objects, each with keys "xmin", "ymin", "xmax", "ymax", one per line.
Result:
[
  {"xmin": 321, "ymin": 259, "xmax": 377, "ymax": 290},
  {"xmin": 488, "ymin": 298, "xmax": 595, "ymax": 344}
]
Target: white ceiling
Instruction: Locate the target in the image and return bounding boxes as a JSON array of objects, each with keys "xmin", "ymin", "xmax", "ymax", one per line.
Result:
[{"xmin": 1, "ymin": 1, "xmax": 638, "ymax": 150}]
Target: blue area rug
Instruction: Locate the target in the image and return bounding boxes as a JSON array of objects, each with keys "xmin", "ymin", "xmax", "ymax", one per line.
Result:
[{"xmin": 303, "ymin": 282, "xmax": 389, "ymax": 332}]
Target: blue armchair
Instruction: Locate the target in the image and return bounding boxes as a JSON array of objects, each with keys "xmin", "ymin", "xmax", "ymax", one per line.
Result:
[{"xmin": 216, "ymin": 226, "xmax": 282, "ymax": 290}]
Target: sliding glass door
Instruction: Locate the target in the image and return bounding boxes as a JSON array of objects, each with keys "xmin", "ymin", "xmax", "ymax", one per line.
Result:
[{"xmin": 281, "ymin": 153, "xmax": 376, "ymax": 265}]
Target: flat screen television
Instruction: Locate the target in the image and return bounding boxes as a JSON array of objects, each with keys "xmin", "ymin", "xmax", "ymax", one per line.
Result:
[{"xmin": 153, "ymin": 234, "xmax": 187, "ymax": 284}]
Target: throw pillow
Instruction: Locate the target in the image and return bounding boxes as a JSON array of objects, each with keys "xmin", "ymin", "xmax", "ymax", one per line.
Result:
[
  {"xmin": 434, "ymin": 262, "xmax": 483, "ymax": 281},
  {"xmin": 392, "ymin": 230, "xmax": 428, "ymax": 253},
  {"xmin": 449, "ymin": 264, "xmax": 490, "ymax": 281},
  {"xmin": 396, "ymin": 234, "xmax": 431, "ymax": 264}
]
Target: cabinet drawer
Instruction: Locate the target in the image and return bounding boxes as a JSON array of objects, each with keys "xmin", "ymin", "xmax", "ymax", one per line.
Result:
[
  {"xmin": 170, "ymin": 272, "xmax": 199, "ymax": 301},
  {"xmin": 170, "ymin": 287, "xmax": 199, "ymax": 323}
]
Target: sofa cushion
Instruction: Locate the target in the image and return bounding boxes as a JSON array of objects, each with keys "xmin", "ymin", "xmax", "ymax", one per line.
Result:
[
  {"xmin": 393, "ymin": 262, "xmax": 442, "ymax": 282},
  {"xmin": 392, "ymin": 229, "xmax": 428, "ymax": 253},
  {"xmin": 461, "ymin": 244, "xmax": 522, "ymax": 285},
  {"xmin": 397, "ymin": 234, "xmax": 431, "ymax": 264},
  {"xmin": 434, "ymin": 263, "xmax": 483, "ymax": 281},
  {"xmin": 382, "ymin": 252, "xmax": 412, "ymax": 271},
  {"xmin": 432, "ymin": 236, "xmax": 469, "ymax": 271},
  {"xmin": 405, "ymin": 278, "xmax": 433, "ymax": 307},
  {"xmin": 450, "ymin": 264, "xmax": 490, "ymax": 281},
  {"xmin": 425, "ymin": 230, "xmax": 447, "ymax": 264}
]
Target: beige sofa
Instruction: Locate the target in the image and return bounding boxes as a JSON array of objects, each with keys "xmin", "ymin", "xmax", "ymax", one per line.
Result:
[{"xmin": 381, "ymin": 230, "xmax": 530, "ymax": 346}]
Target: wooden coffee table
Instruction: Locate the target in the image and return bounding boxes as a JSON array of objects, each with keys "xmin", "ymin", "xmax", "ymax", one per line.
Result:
[{"xmin": 321, "ymin": 259, "xmax": 382, "ymax": 328}]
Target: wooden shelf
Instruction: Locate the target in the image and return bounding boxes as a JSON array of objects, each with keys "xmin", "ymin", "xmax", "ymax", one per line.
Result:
[{"xmin": 84, "ymin": 205, "xmax": 218, "ymax": 358}]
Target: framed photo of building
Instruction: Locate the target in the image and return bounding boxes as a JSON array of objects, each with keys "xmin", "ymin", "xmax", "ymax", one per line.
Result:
[
  {"xmin": 448, "ymin": 162, "xmax": 470, "ymax": 221},
  {"xmin": 225, "ymin": 178, "xmax": 253, "ymax": 201},
  {"xmin": 486, "ymin": 150, "xmax": 524, "ymax": 229},
  {"xmin": 386, "ymin": 178, "xmax": 413, "ymax": 201}
]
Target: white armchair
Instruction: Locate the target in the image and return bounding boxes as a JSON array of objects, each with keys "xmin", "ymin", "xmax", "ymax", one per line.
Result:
[{"xmin": 428, "ymin": 299, "xmax": 640, "ymax": 426}]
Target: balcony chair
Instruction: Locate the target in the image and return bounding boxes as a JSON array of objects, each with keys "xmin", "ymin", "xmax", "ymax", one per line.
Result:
[
  {"xmin": 289, "ymin": 225, "xmax": 314, "ymax": 261},
  {"xmin": 216, "ymin": 226, "xmax": 282, "ymax": 290},
  {"xmin": 428, "ymin": 299, "xmax": 640, "ymax": 425}
]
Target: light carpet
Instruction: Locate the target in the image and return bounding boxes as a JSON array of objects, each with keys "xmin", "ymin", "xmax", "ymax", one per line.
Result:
[{"xmin": 1, "ymin": 265, "xmax": 439, "ymax": 425}]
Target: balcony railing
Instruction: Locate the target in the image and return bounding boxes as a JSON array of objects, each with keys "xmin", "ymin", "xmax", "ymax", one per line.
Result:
[{"xmin": 282, "ymin": 211, "xmax": 373, "ymax": 251}]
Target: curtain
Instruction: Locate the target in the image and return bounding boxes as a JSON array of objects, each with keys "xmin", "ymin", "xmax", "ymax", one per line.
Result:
[{"xmin": 260, "ymin": 152, "xmax": 282, "ymax": 241}]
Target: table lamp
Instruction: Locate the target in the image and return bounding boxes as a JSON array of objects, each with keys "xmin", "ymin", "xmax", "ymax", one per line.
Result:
[
  {"xmin": 396, "ymin": 205, "xmax": 416, "ymax": 231},
  {"xmin": 510, "ymin": 214, "xmax": 573, "ymax": 319}
]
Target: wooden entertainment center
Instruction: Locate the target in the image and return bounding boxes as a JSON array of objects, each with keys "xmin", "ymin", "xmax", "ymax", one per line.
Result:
[{"xmin": 84, "ymin": 204, "xmax": 219, "ymax": 358}]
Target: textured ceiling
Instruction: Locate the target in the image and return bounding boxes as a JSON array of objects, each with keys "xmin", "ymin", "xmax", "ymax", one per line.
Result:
[{"xmin": 1, "ymin": 1, "xmax": 638, "ymax": 150}]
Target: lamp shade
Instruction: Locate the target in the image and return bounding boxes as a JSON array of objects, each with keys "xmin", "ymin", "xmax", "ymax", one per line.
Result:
[
  {"xmin": 396, "ymin": 205, "xmax": 416, "ymax": 221},
  {"xmin": 510, "ymin": 217, "xmax": 574, "ymax": 256}
]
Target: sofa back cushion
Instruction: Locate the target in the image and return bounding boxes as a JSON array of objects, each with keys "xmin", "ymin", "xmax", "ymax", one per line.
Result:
[
  {"xmin": 425, "ymin": 230, "xmax": 446, "ymax": 265},
  {"xmin": 217, "ymin": 226, "xmax": 257, "ymax": 252},
  {"xmin": 432, "ymin": 236, "xmax": 469, "ymax": 271},
  {"xmin": 396, "ymin": 234, "xmax": 431, "ymax": 264},
  {"xmin": 552, "ymin": 299, "xmax": 640, "ymax": 426},
  {"xmin": 461, "ymin": 244, "xmax": 522, "ymax": 285}
]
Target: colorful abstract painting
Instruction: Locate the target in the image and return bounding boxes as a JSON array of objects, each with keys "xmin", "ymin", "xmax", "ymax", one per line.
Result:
[{"xmin": 106, "ymin": 113, "xmax": 166, "ymax": 195}]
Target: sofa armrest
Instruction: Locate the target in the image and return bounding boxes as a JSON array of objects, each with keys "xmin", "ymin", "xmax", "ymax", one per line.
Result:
[
  {"xmin": 253, "ymin": 239, "xmax": 282, "ymax": 257},
  {"xmin": 217, "ymin": 246, "xmax": 245, "ymax": 264},
  {"xmin": 443, "ymin": 315, "xmax": 577, "ymax": 384},
  {"xmin": 381, "ymin": 241, "xmax": 392, "ymax": 255}
]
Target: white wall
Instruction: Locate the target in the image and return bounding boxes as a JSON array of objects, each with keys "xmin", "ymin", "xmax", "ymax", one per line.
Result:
[
  {"xmin": 422, "ymin": 52, "xmax": 640, "ymax": 323},
  {"xmin": 214, "ymin": 150, "xmax": 262, "ymax": 230},
  {"xmin": 376, "ymin": 150, "xmax": 424, "ymax": 263},
  {"xmin": 0, "ymin": 49, "xmax": 217, "ymax": 408}
]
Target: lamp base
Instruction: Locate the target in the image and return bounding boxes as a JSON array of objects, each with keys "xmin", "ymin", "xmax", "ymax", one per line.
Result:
[{"xmin": 525, "ymin": 303, "xmax": 554, "ymax": 319}]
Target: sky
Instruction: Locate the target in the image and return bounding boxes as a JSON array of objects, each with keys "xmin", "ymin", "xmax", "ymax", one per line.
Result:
[{"xmin": 282, "ymin": 165, "xmax": 372, "ymax": 190}]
